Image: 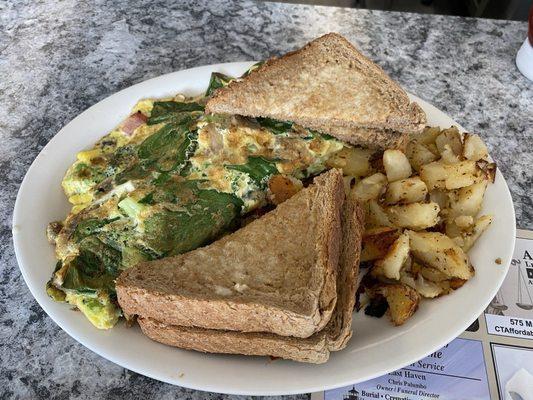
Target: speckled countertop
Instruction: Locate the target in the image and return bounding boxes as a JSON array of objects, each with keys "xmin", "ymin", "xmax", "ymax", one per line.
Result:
[{"xmin": 0, "ymin": 0, "xmax": 531, "ymax": 398}]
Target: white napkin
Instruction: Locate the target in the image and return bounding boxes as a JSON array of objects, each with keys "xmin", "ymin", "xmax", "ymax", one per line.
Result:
[
  {"xmin": 516, "ymin": 38, "xmax": 533, "ymax": 81},
  {"xmin": 506, "ymin": 368, "xmax": 533, "ymax": 400}
]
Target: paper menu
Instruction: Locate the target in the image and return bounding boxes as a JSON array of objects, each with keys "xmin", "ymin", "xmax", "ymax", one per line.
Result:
[
  {"xmin": 323, "ymin": 338, "xmax": 490, "ymax": 400},
  {"xmin": 485, "ymin": 235, "xmax": 533, "ymax": 340}
]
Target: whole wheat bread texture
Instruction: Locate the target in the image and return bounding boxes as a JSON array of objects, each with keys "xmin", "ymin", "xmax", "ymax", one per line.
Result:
[
  {"xmin": 205, "ymin": 33, "xmax": 426, "ymax": 149},
  {"xmin": 117, "ymin": 169, "xmax": 345, "ymax": 338},
  {"xmin": 137, "ymin": 193, "xmax": 365, "ymax": 363},
  {"xmin": 325, "ymin": 125, "xmax": 409, "ymax": 151}
]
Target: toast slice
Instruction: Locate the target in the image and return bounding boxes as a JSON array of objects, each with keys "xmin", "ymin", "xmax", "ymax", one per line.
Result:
[
  {"xmin": 206, "ymin": 33, "xmax": 426, "ymax": 149},
  {"xmin": 137, "ymin": 194, "xmax": 364, "ymax": 363},
  {"xmin": 117, "ymin": 169, "xmax": 345, "ymax": 338}
]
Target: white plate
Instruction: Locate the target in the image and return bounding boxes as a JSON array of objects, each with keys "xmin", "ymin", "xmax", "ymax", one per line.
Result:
[{"xmin": 13, "ymin": 62, "xmax": 516, "ymax": 396}]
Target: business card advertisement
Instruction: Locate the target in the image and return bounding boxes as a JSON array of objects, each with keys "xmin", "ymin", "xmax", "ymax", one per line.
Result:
[
  {"xmin": 491, "ymin": 343, "xmax": 533, "ymax": 400},
  {"xmin": 324, "ymin": 338, "xmax": 490, "ymax": 400},
  {"xmin": 485, "ymin": 237, "xmax": 533, "ymax": 340}
]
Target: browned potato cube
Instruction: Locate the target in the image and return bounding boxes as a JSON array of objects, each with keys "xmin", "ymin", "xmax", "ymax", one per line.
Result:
[
  {"xmin": 455, "ymin": 215, "xmax": 474, "ymax": 229},
  {"xmin": 445, "ymin": 219, "xmax": 463, "ymax": 240},
  {"xmin": 268, "ymin": 175, "xmax": 303, "ymax": 205},
  {"xmin": 415, "ymin": 275, "xmax": 443, "ymax": 298},
  {"xmin": 440, "ymin": 147, "xmax": 461, "ymax": 164},
  {"xmin": 378, "ymin": 283, "xmax": 421, "ymax": 326},
  {"xmin": 429, "ymin": 190, "xmax": 449, "ymax": 210},
  {"xmin": 437, "ymin": 280, "xmax": 452, "ymax": 295},
  {"xmin": 461, "ymin": 215, "xmax": 493, "ymax": 251},
  {"xmin": 418, "ymin": 264, "xmax": 450, "ymax": 282},
  {"xmin": 352, "ymin": 173, "xmax": 387, "ymax": 202},
  {"xmin": 387, "ymin": 202, "xmax": 440, "ymax": 230},
  {"xmin": 476, "ymin": 160, "xmax": 497, "ymax": 183},
  {"xmin": 374, "ymin": 232, "xmax": 410, "ymax": 280},
  {"xmin": 448, "ymin": 180, "xmax": 488, "ymax": 218},
  {"xmin": 449, "ymin": 278, "xmax": 467, "ymax": 290},
  {"xmin": 407, "ymin": 230, "xmax": 474, "ymax": 280},
  {"xmin": 406, "ymin": 142, "xmax": 439, "ymax": 171},
  {"xmin": 326, "ymin": 147, "xmax": 373, "ymax": 177},
  {"xmin": 384, "ymin": 177, "xmax": 428, "ymax": 205},
  {"xmin": 435, "ymin": 127, "xmax": 463, "ymax": 157},
  {"xmin": 463, "ymin": 133, "xmax": 488, "ymax": 161},
  {"xmin": 366, "ymin": 200, "xmax": 393, "ymax": 228},
  {"xmin": 426, "ymin": 142, "xmax": 440, "ymax": 156},
  {"xmin": 383, "ymin": 150, "xmax": 412, "ymax": 182},
  {"xmin": 361, "ymin": 227, "xmax": 400, "ymax": 262},
  {"xmin": 416, "ymin": 127, "xmax": 442, "ymax": 146},
  {"xmin": 420, "ymin": 161, "xmax": 478, "ymax": 190}
]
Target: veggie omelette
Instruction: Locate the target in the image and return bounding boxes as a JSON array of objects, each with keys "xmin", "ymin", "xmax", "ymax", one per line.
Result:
[{"xmin": 46, "ymin": 66, "xmax": 346, "ymax": 329}]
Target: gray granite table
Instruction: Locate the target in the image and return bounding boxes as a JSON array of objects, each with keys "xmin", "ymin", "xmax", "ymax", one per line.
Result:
[{"xmin": 1, "ymin": 0, "xmax": 531, "ymax": 398}]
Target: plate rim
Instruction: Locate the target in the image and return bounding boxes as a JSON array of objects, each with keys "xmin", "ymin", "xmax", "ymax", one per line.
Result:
[{"xmin": 12, "ymin": 61, "xmax": 516, "ymax": 396}]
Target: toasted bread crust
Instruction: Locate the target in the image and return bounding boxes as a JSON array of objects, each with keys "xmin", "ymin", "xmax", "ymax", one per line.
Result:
[
  {"xmin": 117, "ymin": 169, "xmax": 344, "ymax": 338},
  {"xmin": 206, "ymin": 33, "xmax": 426, "ymax": 148},
  {"xmin": 137, "ymin": 196, "xmax": 365, "ymax": 363},
  {"xmin": 138, "ymin": 318, "xmax": 330, "ymax": 363},
  {"xmin": 326, "ymin": 192, "xmax": 365, "ymax": 350},
  {"xmin": 323, "ymin": 126, "xmax": 409, "ymax": 151},
  {"xmin": 315, "ymin": 170, "xmax": 345, "ymax": 324}
]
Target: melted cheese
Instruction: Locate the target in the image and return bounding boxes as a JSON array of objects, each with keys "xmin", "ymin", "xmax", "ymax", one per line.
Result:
[
  {"xmin": 131, "ymin": 99, "xmax": 155, "ymax": 115},
  {"xmin": 129, "ymin": 123, "xmax": 164, "ymax": 144}
]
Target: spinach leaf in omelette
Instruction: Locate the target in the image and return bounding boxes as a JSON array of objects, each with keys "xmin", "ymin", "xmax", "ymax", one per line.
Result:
[
  {"xmin": 226, "ymin": 156, "xmax": 279, "ymax": 188},
  {"xmin": 256, "ymin": 117, "xmax": 294, "ymax": 136},
  {"xmin": 256, "ymin": 117, "xmax": 338, "ymax": 141},
  {"xmin": 72, "ymin": 217, "xmax": 120, "ymax": 242},
  {"xmin": 205, "ymin": 62, "xmax": 265, "ymax": 97},
  {"xmin": 138, "ymin": 121, "xmax": 197, "ymax": 172},
  {"xmin": 143, "ymin": 181, "xmax": 243, "ymax": 255},
  {"xmin": 59, "ymin": 181, "xmax": 242, "ymax": 296},
  {"xmin": 61, "ymin": 236, "xmax": 121, "ymax": 295},
  {"xmin": 116, "ymin": 114, "xmax": 198, "ymax": 183},
  {"xmin": 114, "ymin": 160, "xmax": 154, "ymax": 185},
  {"xmin": 241, "ymin": 61, "xmax": 265, "ymax": 77},
  {"xmin": 147, "ymin": 101, "xmax": 204, "ymax": 125},
  {"xmin": 205, "ymin": 72, "xmax": 234, "ymax": 96}
]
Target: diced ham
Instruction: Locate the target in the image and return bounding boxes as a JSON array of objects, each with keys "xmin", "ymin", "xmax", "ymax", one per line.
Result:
[
  {"xmin": 121, "ymin": 111, "xmax": 147, "ymax": 135},
  {"xmin": 205, "ymin": 124, "xmax": 223, "ymax": 154}
]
